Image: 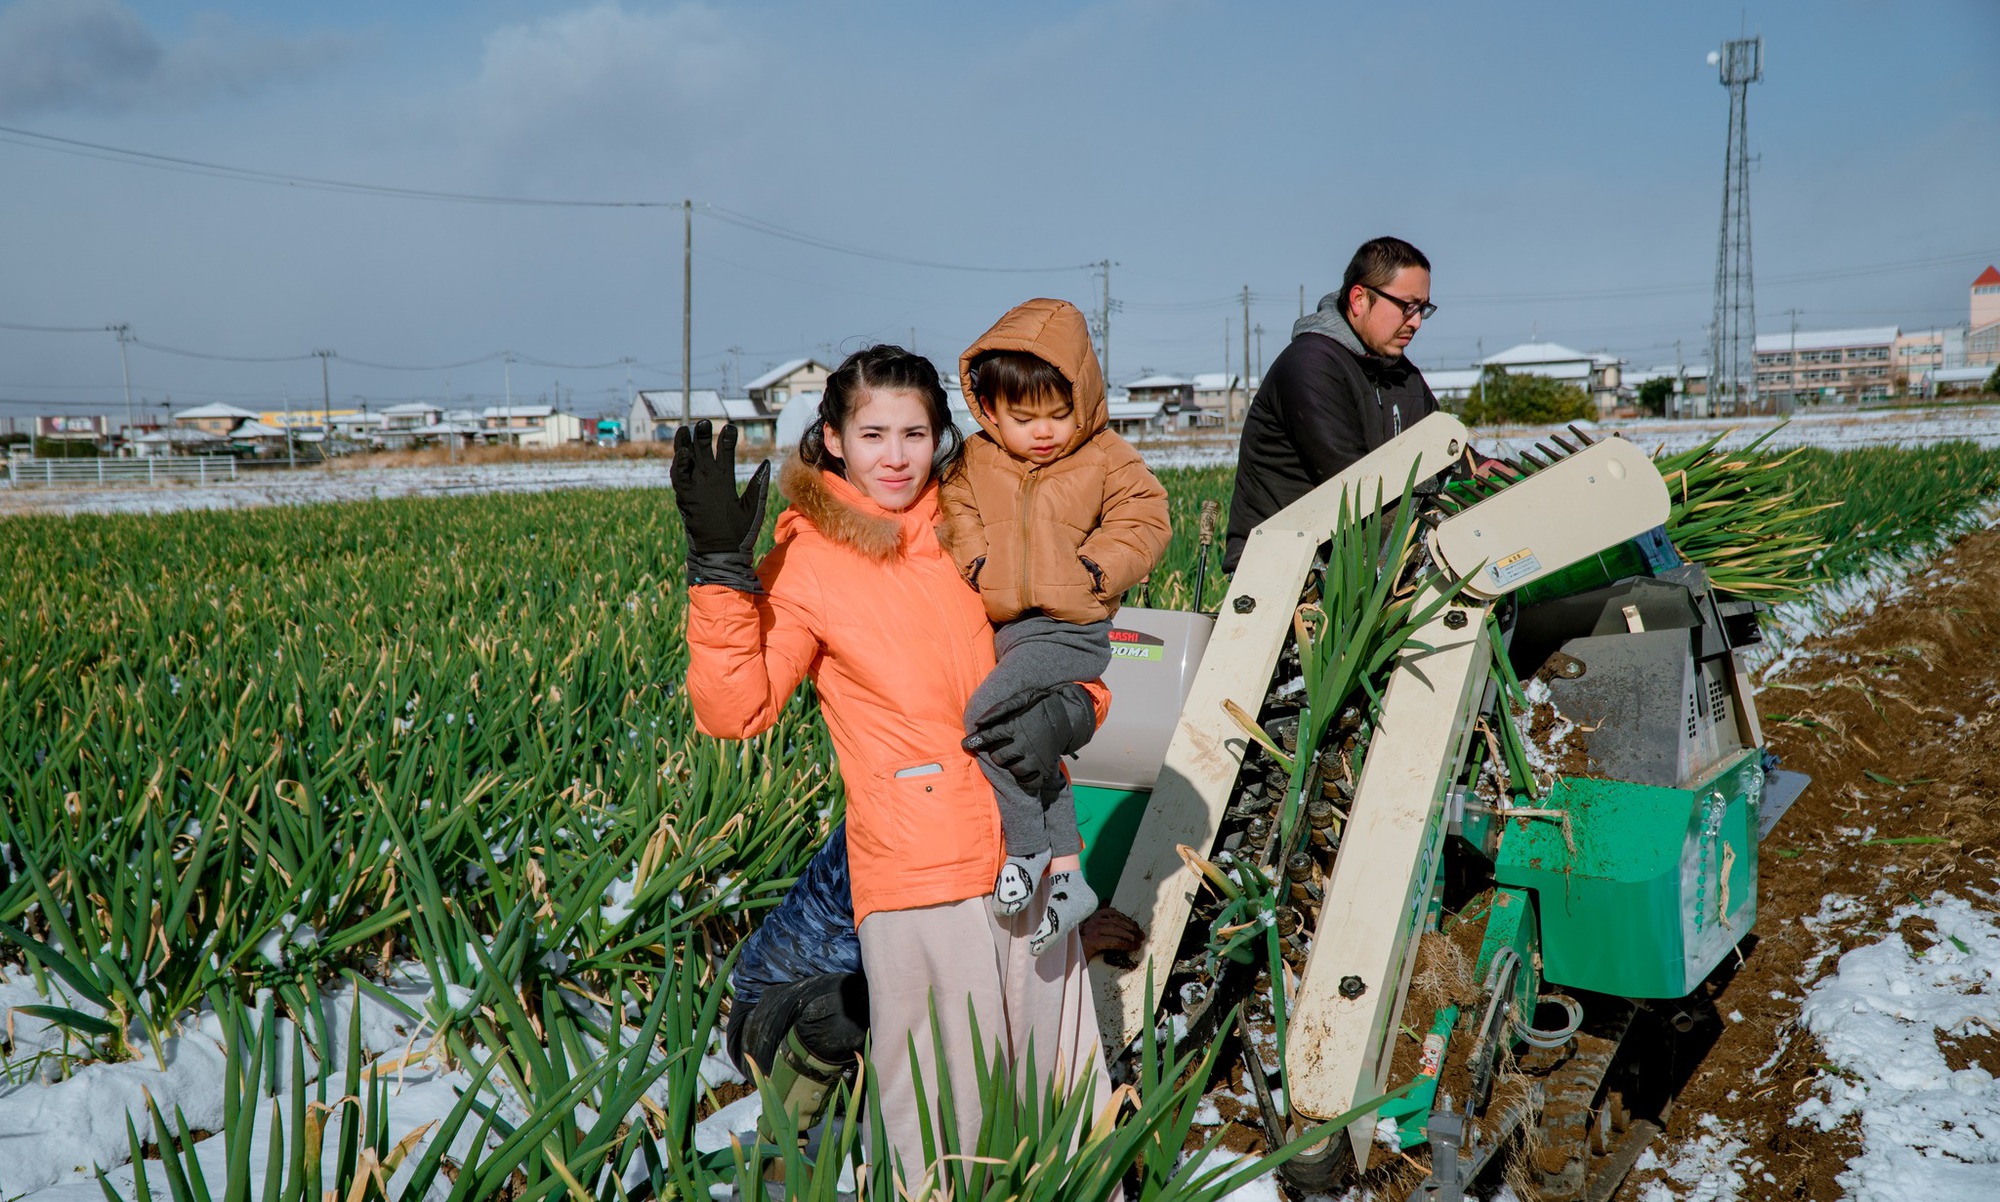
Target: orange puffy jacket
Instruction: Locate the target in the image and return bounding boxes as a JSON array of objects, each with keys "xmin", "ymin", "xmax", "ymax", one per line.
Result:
[
  {"xmin": 939, "ymin": 298, "xmax": 1171, "ymax": 624},
  {"xmin": 686, "ymin": 457, "xmax": 1109, "ymax": 927}
]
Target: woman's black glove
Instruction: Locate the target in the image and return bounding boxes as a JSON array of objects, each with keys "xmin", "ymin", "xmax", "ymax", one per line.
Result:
[
  {"xmin": 671, "ymin": 420, "xmax": 771, "ymax": 592},
  {"xmin": 961, "ymin": 683, "xmax": 1096, "ymax": 795}
]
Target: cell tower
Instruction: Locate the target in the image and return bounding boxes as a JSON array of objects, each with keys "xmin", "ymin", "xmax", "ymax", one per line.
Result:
[{"xmin": 1709, "ymin": 37, "xmax": 1762, "ymax": 416}]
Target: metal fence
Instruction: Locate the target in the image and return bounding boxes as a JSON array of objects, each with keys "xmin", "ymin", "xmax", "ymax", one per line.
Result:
[{"xmin": 3, "ymin": 456, "xmax": 242, "ymax": 489}]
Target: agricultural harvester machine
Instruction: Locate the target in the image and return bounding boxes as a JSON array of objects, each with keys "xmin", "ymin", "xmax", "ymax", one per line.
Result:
[{"xmin": 1070, "ymin": 413, "xmax": 1808, "ymax": 1200}]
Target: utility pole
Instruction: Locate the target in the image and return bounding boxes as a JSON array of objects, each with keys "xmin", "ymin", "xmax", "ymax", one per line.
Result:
[
  {"xmin": 283, "ymin": 386, "xmax": 295, "ymax": 469},
  {"xmin": 108, "ymin": 324, "xmax": 134, "ymax": 433},
  {"xmin": 314, "ymin": 349, "xmax": 334, "ymax": 430},
  {"xmin": 1088, "ymin": 259, "xmax": 1118, "ymax": 383},
  {"xmin": 503, "ymin": 352, "xmax": 515, "ymax": 408},
  {"xmin": 1299, "ymin": 284, "xmax": 1306, "ymax": 321},
  {"xmin": 1240, "ymin": 285, "xmax": 1251, "ymax": 429},
  {"xmin": 1477, "ymin": 338, "xmax": 1486, "ymax": 418},
  {"xmin": 1783, "ymin": 307, "xmax": 1801, "ymax": 413},
  {"xmin": 1254, "ymin": 324, "xmax": 1265, "ymax": 384},
  {"xmin": 1223, "ymin": 316, "xmax": 1231, "ymax": 428},
  {"xmin": 683, "ymin": 198, "xmax": 693, "ymax": 427},
  {"xmin": 727, "ymin": 345, "xmax": 743, "ymax": 394}
]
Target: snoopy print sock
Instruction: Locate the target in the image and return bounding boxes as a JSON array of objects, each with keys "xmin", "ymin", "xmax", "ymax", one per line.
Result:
[{"xmin": 1029, "ymin": 870, "xmax": 1097, "ymax": 956}]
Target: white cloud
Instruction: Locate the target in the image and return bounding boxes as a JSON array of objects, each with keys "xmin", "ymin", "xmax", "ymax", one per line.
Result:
[{"xmin": 0, "ymin": 0, "xmax": 347, "ymax": 116}]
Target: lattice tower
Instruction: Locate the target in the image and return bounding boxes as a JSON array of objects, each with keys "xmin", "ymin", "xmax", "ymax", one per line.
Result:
[{"xmin": 1709, "ymin": 37, "xmax": 1763, "ymax": 415}]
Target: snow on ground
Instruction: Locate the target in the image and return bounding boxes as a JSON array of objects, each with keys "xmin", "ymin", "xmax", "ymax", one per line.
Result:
[
  {"xmin": 1632, "ymin": 1114, "xmax": 1757, "ymax": 1202},
  {"xmin": 6, "ymin": 403, "xmax": 1998, "ymax": 519},
  {"xmin": 1791, "ymin": 891, "xmax": 2000, "ymax": 1201}
]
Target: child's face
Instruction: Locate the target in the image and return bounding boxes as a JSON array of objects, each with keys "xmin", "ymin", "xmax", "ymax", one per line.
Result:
[{"xmin": 986, "ymin": 390, "xmax": 1079, "ymax": 466}]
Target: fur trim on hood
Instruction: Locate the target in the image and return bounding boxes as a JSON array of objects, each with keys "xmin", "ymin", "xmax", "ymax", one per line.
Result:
[{"xmin": 777, "ymin": 455, "xmax": 907, "ymax": 562}]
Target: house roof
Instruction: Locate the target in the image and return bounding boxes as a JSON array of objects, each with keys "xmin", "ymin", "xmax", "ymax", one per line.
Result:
[
  {"xmin": 173, "ymin": 402, "xmax": 261, "ymax": 421},
  {"xmin": 1125, "ymin": 374, "xmax": 1192, "ymax": 389},
  {"xmin": 482, "ymin": 405, "xmax": 556, "ymax": 419},
  {"xmin": 1424, "ymin": 369, "xmax": 1485, "ymax": 393},
  {"xmin": 136, "ymin": 427, "xmax": 221, "ymax": 443},
  {"xmin": 744, "ymin": 358, "xmax": 822, "ymax": 391},
  {"xmin": 635, "ymin": 391, "xmax": 765, "ymax": 423},
  {"xmin": 1974, "ymin": 266, "xmax": 2000, "ymax": 287},
  {"xmin": 1753, "ymin": 326, "xmax": 1898, "ymax": 353},
  {"xmin": 231, "ymin": 420, "xmax": 288, "ymax": 438},
  {"xmin": 1482, "ymin": 342, "xmax": 1591, "ymax": 367},
  {"xmin": 1106, "ymin": 399, "xmax": 1164, "ymax": 421},
  {"xmin": 381, "ymin": 402, "xmax": 442, "ymax": 416},
  {"xmin": 409, "ymin": 421, "xmax": 482, "ymax": 435},
  {"xmin": 1935, "ymin": 366, "xmax": 1995, "ymax": 384}
]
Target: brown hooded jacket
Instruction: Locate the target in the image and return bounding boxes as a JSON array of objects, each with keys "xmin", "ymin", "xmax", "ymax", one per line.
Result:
[{"xmin": 939, "ymin": 298, "xmax": 1171, "ymax": 623}]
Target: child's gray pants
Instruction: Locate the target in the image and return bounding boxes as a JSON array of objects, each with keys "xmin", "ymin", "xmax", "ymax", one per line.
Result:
[{"xmin": 964, "ymin": 614, "xmax": 1113, "ymax": 858}]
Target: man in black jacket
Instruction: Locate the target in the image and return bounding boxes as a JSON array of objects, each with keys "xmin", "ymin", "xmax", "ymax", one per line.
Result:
[{"xmin": 1224, "ymin": 236, "xmax": 1439, "ymax": 571}]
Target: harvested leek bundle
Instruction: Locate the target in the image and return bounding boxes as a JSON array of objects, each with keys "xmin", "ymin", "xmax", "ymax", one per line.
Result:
[{"xmin": 1654, "ymin": 426, "xmax": 1836, "ymax": 601}]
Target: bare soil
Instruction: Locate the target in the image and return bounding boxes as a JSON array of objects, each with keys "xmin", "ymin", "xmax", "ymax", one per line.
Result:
[{"xmin": 1614, "ymin": 528, "xmax": 2000, "ymax": 1200}]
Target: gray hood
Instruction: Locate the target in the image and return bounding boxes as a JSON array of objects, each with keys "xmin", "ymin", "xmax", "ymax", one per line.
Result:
[{"xmin": 1293, "ymin": 292, "xmax": 1368, "ymax": 356}]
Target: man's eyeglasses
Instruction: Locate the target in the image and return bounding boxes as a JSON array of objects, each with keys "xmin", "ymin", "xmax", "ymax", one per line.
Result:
[{"xmin": 1365, "ymin": 285, "xmax": 1438, "ymax": 321}]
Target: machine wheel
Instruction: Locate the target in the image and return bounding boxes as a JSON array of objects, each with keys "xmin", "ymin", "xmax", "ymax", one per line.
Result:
[
  {"xmin": 1276, "ymin": 1127, "xmax": 1357, "ymax": 1194},
  {"xmin": 1524, "ymin": 997, "xmax": 1635, "ymax": 1202}
]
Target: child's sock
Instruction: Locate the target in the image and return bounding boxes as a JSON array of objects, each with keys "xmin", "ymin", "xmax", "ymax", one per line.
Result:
[
  {"xmin": 1028, "ymin": 869, "xmax": 1098, "ymax": 956},
  {"xmin": 993, "ymin": 850, "xmax": 1050, "ymax": 917}
]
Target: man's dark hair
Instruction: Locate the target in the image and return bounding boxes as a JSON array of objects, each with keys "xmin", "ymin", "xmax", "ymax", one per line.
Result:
[
  {"xmin": 1338, "ymin": 236, "xmax": 1432, "ymax": 316},
  {"xmin": 967, "ymin": 349, "xmax": 1070, "ymax": 413}
]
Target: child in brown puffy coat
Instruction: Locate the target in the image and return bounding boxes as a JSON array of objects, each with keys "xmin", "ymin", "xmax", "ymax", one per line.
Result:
[{"xmin": 940, "ymin": 298, "xmax": 1172, "ymax": 954}]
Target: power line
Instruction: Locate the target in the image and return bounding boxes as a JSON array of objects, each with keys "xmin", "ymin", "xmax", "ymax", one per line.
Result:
[
  {"xmin": 340, "ymin": 352, "xmax": 506, "ymax": 372},
  {"xmin": 701, "ymin": 204, "xmax": 1089, "ymax": 275},
  {"xmin": 131, "ymin": 338, "xmax": 315, "ymax": 363},
  {"xmin": 0, "ymin": 320, "xmax": 107, "ymax": 334},
  {"xmin": 0, "ymin": 124, "xmax": 676, "ymax": 208}
]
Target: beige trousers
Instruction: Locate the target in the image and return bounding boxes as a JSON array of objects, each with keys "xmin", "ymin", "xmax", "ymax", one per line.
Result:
[{"xmin": 857, "ymin": 878, "xmax": 1112, "ymax": 1192}]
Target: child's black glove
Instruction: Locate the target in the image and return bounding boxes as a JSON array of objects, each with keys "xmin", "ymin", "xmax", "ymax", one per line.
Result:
[
  {"xmin": 962, "ymin": 683, "xmax": 1095, "ymax": 795},
  {"xmin": 671, "ymin": 419, "xmax": 771, "ymax": 592}
]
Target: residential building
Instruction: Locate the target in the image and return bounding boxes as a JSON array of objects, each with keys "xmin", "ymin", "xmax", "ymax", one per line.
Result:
[
  {"xmin": 1424, "ymin": 368, "xmax": 1484, "ymax": 403},
  {"xmin": 1191, "ymin": 373, "xmax": 1258, "ymax": 424},
  {"xmin": 172, "ymin": 402, "xmax": 261, "ymax": 437},
  {"xmin": 1754, "ymin": 326, "xmax": 1897, "ymax": 405},
  {"xmin": 375, "ymin": 402, "xmax": 446, "ymax": 448},
  {"xmin": 1479, "ymin": 343, "xmax": 1624, "ymax": 419},
  {"xmin": 1123, "ymin": 375, "xmax": 1197, "ymax": 425},
  {"xmin": 744, "ymin": 359, "xmax": 832, "ymax": 412},
  {"xmin": 131, "ymin": 427, "xmax": 224, "ymax": 457},
  {"xmin": 1104, "ymin": 394, "xmax": 1165, "ymax": 437},
  {"xmin": 1970, "ymin": 266, "xmax": 2000, "ymax": 367},
  {"xmin": 628, "ymin": 391, "xmax": 772, "ymax": 445},
  {"xmin": 479, "ymin": 405, "xmax": 585, "ymax": 448}
]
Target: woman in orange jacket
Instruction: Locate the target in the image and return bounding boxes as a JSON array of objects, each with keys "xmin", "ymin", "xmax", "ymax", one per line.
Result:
[{"xmin": 672, "ymin": 345, "xmax": 1114, "ymax": 1190}]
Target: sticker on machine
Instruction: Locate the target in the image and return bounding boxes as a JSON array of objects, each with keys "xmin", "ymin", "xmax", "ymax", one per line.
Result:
[
  {"xmin": 1109, "ymin": 628, "xmax": 1165, "ymax": 661},
  {"xmin": 1488, "ymin": 548, "xmax": 1542, "ymax": 588}
]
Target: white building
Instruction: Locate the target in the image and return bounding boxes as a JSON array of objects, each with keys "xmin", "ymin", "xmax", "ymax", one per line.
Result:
[
  {"xmin": 1480, "ymin": 343, "xmax": 1624, "ymax": 418},
  {"xmin": 1754, "ymin": 327, "xmax": 1898, "ymax": 406},
  {"xmin": 629, "ymin": 391, "xmax": 770, "ymax": 445},
  {"xmin": 744, "ymin": 359, "xmax": 832, "ymax": 413},
  {"xmin": 480, "ymin": 405, "xmax": 585, "ymax": 448}
]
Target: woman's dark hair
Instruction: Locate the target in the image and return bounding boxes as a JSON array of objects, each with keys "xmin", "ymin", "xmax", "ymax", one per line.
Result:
[
  {"xmin": 798, "ymin": 344, "xmax": 960, "ymax": 475},
  {"xmin": 1338, "ymin": 236, "xmax": 1432, "ymax": 316},
  {"xmin": 967, "ymin": 350, "xmax": 1070, "ymax": 413}
]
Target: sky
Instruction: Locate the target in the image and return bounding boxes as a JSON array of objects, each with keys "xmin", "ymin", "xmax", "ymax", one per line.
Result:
[{"xmin": 0, "ymin": 0, "xmax": 1996, "ymax": 422}]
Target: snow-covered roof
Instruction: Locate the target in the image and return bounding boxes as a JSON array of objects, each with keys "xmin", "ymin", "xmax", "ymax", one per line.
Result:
[
  {"xmin": 330, "ymin": 412, "xmax": 384, "ymax": 427},
  {"xmin": 1125, "ymin": 374, "xmax": 1192, "ymax": 389},
  {"xmin": 483, "ymin": 405, "xmax": 556, "ymax": 419},
  {"xmin": 1425, "ymin": 369, "xmax": 1484, "ymax": 394},
  {"xmin": 381, "ymin": 402, "xmax": 442, "ymax": 417},
  {"xmin": 231, "ymin": 420, "xmax": 288, "ymax": 438},
  {"xmin": 1934, "ymin": 366, "xmax": 1995, "ymax": 384},
  {"xmin": 173, "ymin": 402, "xmax": 261, "ymax": 421},
  {"xmin": 1191, "ymin": 373, "xmax": 1235, "ymax": 390},
  {"xmin": 136, "ymin": 427, "xmax": 221, "ymax": 443},
  {"xmin": 408, "ymin": 421, "xmax": 482, "ymax": 435},
  {"xmin": 1754, "ymin": 327, "xmax": 1898, "ymax": 353},
  {"xmin": 1106, "ymin": 399, "xmax": 1164, "ymax": 421},
  {"xmin": 744, "ymin": 359, "xmax": 820, "ymax": 391},
  {"xmin": 635, "ymin": 391, "xmax": 764, "ymax": 423},
  {"xmin": 1482, "ymin": 342, "xmax": 1591, "ymax": 367}
]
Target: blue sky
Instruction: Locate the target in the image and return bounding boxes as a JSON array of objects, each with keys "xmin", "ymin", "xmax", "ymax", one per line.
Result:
[{"xmin": 1, "ymin": 0, "xmax": 1996, "ymax": 419}]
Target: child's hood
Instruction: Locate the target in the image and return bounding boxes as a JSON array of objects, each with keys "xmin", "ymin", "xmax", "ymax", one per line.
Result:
[{"xmin": 958, "ymin": 298, "xmax": 1107, "ymax": 459}]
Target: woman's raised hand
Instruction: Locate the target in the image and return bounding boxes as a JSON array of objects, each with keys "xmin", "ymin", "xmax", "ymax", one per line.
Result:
[{"xmin": 671, "ymin": 420, "xmax": 772, "ymax": 592}]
